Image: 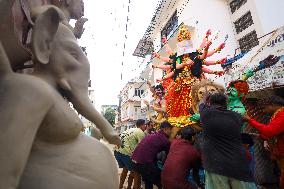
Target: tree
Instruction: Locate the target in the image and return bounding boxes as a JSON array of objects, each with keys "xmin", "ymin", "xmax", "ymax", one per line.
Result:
[{"xmin": 103, "ymin": 108, "xmax": 116, "ymax": 127}]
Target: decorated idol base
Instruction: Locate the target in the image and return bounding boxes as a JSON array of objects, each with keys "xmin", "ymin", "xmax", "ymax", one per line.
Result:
[{"xmin": 168, "ymin": 115, "xmax": 195, "ymax": 127}]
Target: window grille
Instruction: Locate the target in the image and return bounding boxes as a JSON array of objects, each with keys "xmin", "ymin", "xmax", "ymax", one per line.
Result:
[
  {"xmin": 239, "ymin": 30, "xmax": 259, "ymax": 53},
  {"xmin": 230, "ymin": 0, "xmax": 247, "ymax": 14},
  {"xmin": 134, "ymin": 89, "xmax": 144, "ymax": 97},
  {"xmin": 234, "ymin": 11, "xmax": 253, "ymax": 34},
  {"xmin": 161, "ymin": 10, "xmax": 178, "ymax": 45}
]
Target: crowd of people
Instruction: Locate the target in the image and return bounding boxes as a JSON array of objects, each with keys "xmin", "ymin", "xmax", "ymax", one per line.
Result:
[{"xmin": 113, "ymin": 93, "xmax": 284, "ymax": 189}]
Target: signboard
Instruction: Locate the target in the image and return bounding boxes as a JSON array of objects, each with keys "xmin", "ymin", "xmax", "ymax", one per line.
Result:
[{"xmin": 224, "ymin": 26, "xmax": 284, "ymax": 91}]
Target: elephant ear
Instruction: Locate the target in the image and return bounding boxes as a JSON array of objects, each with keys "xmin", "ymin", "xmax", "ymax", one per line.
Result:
[{"xmin": 32, "ymin": 7, "xmax": 60, "ymax": 64}]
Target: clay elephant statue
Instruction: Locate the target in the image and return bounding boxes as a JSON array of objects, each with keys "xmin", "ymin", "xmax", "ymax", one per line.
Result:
[
  {"xmin": 0, "ymin": 0, "xmax": 84, "ymax": 71},
  {"xmin": 0, "ymin": 6, "xmax": 119, "ymax": 189}
]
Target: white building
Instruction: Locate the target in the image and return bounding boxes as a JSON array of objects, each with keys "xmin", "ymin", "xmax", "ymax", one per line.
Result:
[
  {"xmin": 228, "ymin": 0, "xmax": 284, "ymax": 53},
  {"xmin": 133, "ymin": 0, "xmax": 240, "ymax": 86},
  {"xmin": 115, "ymin": 77, "xmax": 147, "ymax": 133},
  {"xmin": 223, "ymin": 26, "xmax": 284, "ymax": 95},
  {"xmin": 223, "ymin": 0, "xmax": 284, "ymax": 93},
  {"xmin": 133, "ymin": 0, "xmax": 284, "ymax": 88}
]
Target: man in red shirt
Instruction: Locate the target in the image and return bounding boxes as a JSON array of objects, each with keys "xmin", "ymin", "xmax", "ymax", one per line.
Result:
[
  {"xmin": 162, "ymin": 126, "xmax": 202, "ymax": 189},
  {"xmin": 244, "ymin": 95, "xmax": 284, "ymax": 188}
]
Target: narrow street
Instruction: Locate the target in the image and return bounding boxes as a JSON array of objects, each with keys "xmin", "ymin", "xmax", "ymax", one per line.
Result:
[{"xmin": 0, "ymin": 0, "xmax": 284, "ymax": 188}]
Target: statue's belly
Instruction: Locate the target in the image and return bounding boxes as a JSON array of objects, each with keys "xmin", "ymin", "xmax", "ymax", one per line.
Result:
[
  {"xmin": 18, "ymin": 134, "xmax": 119, "ymax": 189},
  {"xmin": 36, "ymin": 103, "xmax": 84, "ymax": 143}
]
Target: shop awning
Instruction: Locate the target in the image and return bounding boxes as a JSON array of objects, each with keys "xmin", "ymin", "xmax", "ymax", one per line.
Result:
[{"xmin": 224, "ymin": 26, "xmax": 284, "ymax": 92}]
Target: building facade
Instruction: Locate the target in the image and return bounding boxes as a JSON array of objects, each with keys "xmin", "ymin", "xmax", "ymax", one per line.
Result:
[
  {"xmin": 133, "ymin": 0, "xmax": 240, "ymax": 85},
  {"xmin": 228, "ymin": 0, "xmax": 284, "ymax": 53},
  {"xmin": 131, "ymin": 0, "xmax": 284, "ymax": 126},
  {"xmin": 133, "ymin": 0, "xmax": 284, "ymax": 86},
  {"xmin": 223, "ymin": 0, "xmax": 284, "ymax": 91},
  {"xmin": 115, "ymin": 77, "xmax": 147, "ymax": 133}
]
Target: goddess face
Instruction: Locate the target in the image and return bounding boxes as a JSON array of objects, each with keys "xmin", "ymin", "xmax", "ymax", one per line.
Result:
[{"xmin": 177, "ymin": 40, "xmax": 193, "ymax": 56}]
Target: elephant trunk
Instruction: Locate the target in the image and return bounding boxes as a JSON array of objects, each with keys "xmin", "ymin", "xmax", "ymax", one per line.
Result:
[
  {"xmin": 90, "ymin": 127, "xmax": 103, "ymax": 140},
  {"xmin": 0, "ymin": 42, "xmax": 13, "ymax": 76},
  {"xmin": 70, "ymin": 91, "xmax": 121, "ymax": 145}
]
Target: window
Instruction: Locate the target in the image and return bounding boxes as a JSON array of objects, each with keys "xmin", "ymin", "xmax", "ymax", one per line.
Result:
[
  {"xmin": 134, "ymin": 106, "xmax": 140, "ymax": 117},
  {"xmin": 161, "ymin": 10, "xmax": 178, "ymax": 45},
  {"xmin": 239, "ymin": 30, "xmax": 259, "ymax": 53},
  {"xmin": 230, "ymin": 0, "xmax": 247, "ymax": 14},
  {"xmin": 134, "ymin": 88, "xmax": 144, "ymax": 97},
  {"xmin": 234, "ymin": 12, "xmax": 253, "ymax": 34},
  {"xmin": 125, "ymin": 106, "xmax": 128, "ymax": 117}
]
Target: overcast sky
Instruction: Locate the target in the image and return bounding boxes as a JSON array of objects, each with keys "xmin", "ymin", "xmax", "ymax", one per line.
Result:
[{"xmin": 78, "ymin": 0, "xmax": 158, "ymax": 110}]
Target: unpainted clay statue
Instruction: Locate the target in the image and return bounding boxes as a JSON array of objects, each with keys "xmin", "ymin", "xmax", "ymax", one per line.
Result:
[
  {"xmin": 0, "ymin": 0, "xmax": 32, "ymax": 70},
  {"xmin": 0, "ymin": 0, "xmax": 60, "ymax": 71},
  {"xmin": 0, "ymin": 6, "xmax": 119, "ymax": 189},
  {"xmin": 59, "ymin": 0, "xmax": 88, "ymax": 38},
  {"xmin": 0, "ymin": 0, "xmax": 85, "ymax": 72}
]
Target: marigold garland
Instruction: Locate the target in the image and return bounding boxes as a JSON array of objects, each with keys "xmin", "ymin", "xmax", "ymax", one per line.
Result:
[{"xmin": 168, "ymin": 116, "xmax": 196, "ymax": 128}]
